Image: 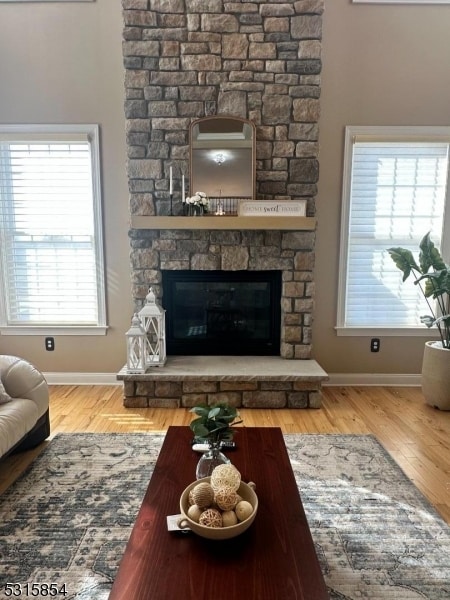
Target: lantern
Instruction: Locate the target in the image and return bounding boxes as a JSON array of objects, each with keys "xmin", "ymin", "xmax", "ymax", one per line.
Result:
[
  {"xmin": 126, "ymin": 313, "xmax": 147, "ymax": 374},
  {"xmin": 138, "ymin": 287, "xmax": 167, "ymax": 367}
]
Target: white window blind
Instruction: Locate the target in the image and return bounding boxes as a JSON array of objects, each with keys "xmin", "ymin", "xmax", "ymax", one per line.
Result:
[
  {"xmin": 0, "ymin": 125, "xmax": 106, "ymax": 333},
  {"xmin": 338, "ymin": 126, "xmax": 450, "ymax": 333}
]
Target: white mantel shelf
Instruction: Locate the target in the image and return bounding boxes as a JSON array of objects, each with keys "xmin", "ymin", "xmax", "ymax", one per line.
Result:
[{"xmin": 131, "ymin": 216, "xmax": 316, "ymax": 230}]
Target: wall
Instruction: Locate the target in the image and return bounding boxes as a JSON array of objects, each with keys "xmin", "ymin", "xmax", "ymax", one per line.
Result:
[
  {"xmin": 314, "ymin": 0, "xmax": 450, "ymax": 375},
  {"xmin": 0, "ymin": 0, "xmax": 131, "ymax": 373},
  {"xmin": 1, "ymin": 0, "xmax": 450, "ymax": 377}
]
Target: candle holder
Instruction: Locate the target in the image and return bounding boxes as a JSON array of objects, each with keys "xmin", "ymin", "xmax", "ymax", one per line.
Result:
[{"xmin": 169, "ymin": 193, "xmax": 173, "ymax": 216}]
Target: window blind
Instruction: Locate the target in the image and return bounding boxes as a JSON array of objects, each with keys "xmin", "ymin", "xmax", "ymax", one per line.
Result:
[
  {"xmin": 343, "ymin": 140, "xmax": 448, "ymax": 328},
  {"xmin": 0, "ymin": 128, "xmax": 105, "ymax": 328}
]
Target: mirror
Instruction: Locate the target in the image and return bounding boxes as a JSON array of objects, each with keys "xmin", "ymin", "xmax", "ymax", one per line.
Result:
[{"xmin": 190, "ymin": 116, "xmax": 255, "ymax": 211}]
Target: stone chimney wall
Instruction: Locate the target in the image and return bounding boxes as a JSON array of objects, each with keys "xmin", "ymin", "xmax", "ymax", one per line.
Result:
[{"xmin": 122, "ymin": 0, "xmax": 323, "ymax": 360}]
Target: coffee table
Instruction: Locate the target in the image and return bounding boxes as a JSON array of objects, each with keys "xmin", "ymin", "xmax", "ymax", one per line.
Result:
[{"xmin": 109, "ymin": 426, "xmax": 329, "ymax": 600}]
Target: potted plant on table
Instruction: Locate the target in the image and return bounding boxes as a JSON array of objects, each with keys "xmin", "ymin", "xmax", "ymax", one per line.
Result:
[
  {"xmin": 388, "ymin": 232, "xmax": 450, "ymax": 409},
  {"xmin": 190, "ymin": 403, "xmax": 242, "ymax": 479}
]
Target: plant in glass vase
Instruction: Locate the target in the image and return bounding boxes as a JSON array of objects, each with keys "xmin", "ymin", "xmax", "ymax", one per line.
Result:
[
  {"xmin": 190, "ymin": 403, "xmax": 242, "ymax": 479},
  {"xmin": 388, "ymin": 232, "xmax": 450, "ymax": 409},
  {"xmin": 186, "ymin": 191, "xmax": 209, "ymax": 216}
]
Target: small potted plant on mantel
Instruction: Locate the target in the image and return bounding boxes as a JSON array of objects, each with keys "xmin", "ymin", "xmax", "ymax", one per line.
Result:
[
  {"xmin": 190, "ymin": 403, "xmax": 242, "ymax": 479},
  {"xmin": 388, "ymin": 232, "xmax": 450, "ymax": 410}
]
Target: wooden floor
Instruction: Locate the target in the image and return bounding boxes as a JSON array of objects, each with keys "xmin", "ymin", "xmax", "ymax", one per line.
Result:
[{"xmin": 1, "ymin": 384, "xmax": 449, "ymax": 524}]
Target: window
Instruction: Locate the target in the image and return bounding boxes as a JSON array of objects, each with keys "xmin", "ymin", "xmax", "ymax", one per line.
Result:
[
  {"xmin": 337, "ymin": 126, "xmax": 450, "ymax": 335},
  {"xmin": 0, "ymin": 124, "xmax": 106, "ymax": 335}
]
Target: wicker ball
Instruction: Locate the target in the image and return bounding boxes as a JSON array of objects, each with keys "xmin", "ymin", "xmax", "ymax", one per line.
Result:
[
  {"xmin": 188, "ymin": 489, "xmax": 196, "ymax": 506},
  {"xmin": 199, "ymin": 508, "xmax": 223, "ymax": 528},
  {"xmin": 192, "ymin": 482, "xmax": 215, "ymax": 509},
  {"xmin": 214, "ymin": 486, "xmax": 239, "ymax": 511},
  {"xmin": 210, "ymin": 464, "xmax": 241, "ymax": 492}
]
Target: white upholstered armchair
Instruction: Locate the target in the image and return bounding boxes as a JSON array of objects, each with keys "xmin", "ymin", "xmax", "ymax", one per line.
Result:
[{"xmin": 0, "ymin": 355, "xmax": 50, "ymax": 459}]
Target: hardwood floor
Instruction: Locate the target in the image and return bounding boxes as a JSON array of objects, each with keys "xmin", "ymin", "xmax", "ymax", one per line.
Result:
[{"xmin": 1, "ymin": 384, "xmax": 449, "ymax": 524}]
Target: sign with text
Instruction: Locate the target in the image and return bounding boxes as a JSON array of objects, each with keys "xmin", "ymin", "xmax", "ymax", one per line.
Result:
[{"xmin": 238, "ymin": 200, "xmax": 307, "ymax": 217}]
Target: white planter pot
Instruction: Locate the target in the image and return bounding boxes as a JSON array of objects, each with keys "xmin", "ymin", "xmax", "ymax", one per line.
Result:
[{"xmin": 421, "ymin": 341, "xmax": 450, "ymax": 410}]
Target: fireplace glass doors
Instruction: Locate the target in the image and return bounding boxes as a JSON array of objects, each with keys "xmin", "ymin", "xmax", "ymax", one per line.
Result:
[{"xmin": 162, "ymin": 270, "xmax": 281, "ymax": 356}]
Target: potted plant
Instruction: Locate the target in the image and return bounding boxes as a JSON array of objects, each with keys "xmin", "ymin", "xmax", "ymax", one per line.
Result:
[
  {"xmin": 388, "ymin": 232, "xmax": 450, "ymax": 409},
  {"xmin": 190, "ymin": 403, "xmax": 242, "ymax": 478}
]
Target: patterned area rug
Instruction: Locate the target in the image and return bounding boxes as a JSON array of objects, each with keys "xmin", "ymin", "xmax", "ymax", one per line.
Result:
[{"xmin": 0, "ymin": 433, "xmax": 449, "ymax": 600}]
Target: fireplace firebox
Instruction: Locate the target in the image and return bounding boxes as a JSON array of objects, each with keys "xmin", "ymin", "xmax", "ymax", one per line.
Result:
[{"xmin": 162, "ymin": 270, "xmax": 282, "ymax": 356}]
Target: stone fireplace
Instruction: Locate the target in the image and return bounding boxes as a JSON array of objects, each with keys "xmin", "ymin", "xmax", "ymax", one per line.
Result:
[{"xmin": 118, "ymin": 0, "xmax": 328, "ymax": 408}]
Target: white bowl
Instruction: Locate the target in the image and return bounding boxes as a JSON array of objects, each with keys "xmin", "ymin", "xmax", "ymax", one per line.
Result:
[{"xmin": 178, "ymin": 477, "xmax": 258, "ymax": 540}]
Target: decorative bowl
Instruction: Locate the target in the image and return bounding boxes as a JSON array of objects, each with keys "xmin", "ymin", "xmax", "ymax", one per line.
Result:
[{"xmin": 178, "ymin": 476, "xmax": 258, "ymax": 540}]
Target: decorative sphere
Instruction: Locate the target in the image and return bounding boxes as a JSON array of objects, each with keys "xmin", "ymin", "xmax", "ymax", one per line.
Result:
[
  {"xmin": 210, "ymin": 464, "xmax": 241, "ymax": 492},
  {"xmin": 214, "ymin": 486, "xmax": 239, "ymax": 511},
  {"xmin": 187, "ymin": 504, "xmax": 203, "ymax": 523},
  {"xmin": 235, "ymin": 500, "xmax": 253, "ymax": 522},
  {"xmin": 221, "ymin": 510, "xmax": 238, "ymax": 527},
  {"xmin": 199, "ymin": 508, "xmax": 223, "ymax": 528},
  {"xmin": 192, "ymin": 482, "xmax": 214, "ymax": 509},
  {"xmin": 179, "ymin": 477, "xmax": 258, "ymax": 540}
]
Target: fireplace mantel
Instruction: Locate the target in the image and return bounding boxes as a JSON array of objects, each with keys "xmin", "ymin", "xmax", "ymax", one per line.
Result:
[{"xmin": 131, "ymin": 216, "xmax": 316, "ymax": 231}]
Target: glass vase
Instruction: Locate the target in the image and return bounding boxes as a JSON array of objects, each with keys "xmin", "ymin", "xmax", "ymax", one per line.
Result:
[
  {"xmin": 188, "ymin": 204, "xmax": 204, "ymax": 217},
  {"xmin": 196, "ymin": 441, "xmax": 230, "ymax": 479}
]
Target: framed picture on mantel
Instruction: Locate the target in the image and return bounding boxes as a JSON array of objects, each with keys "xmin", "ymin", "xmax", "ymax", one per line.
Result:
[{"xmin": 238, "ymin": 200, "xmax": 307, "ymax": 217}]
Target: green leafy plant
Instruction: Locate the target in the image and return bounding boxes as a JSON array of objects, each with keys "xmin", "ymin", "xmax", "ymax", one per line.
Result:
[
  {"xmin": 189, "ymin": 403, "xmax": 242, "ymax": 444},
  {"xmin": 388, "ymin": 232, "xmax": 450, "ymax": 349}
]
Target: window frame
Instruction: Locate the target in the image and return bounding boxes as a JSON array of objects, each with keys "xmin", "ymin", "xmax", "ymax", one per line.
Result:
[
  {"xmin": 0, "ymin": 123, "xmax": 107, "ymax": 336},
  {"xmin": 337, "ymin": 125, "xmax": 450, "ymax": 337}
]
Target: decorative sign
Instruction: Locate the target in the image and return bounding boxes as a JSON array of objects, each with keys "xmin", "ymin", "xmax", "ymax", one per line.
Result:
[{"xmin": 238, "ymin": 200, "xmax": 307, "ymax": 217}]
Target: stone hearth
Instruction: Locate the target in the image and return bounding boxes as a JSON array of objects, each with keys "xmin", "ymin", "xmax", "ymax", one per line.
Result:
[{"xmin": 117, "ymin": 356, "xmax": 328, "ymax": 409}]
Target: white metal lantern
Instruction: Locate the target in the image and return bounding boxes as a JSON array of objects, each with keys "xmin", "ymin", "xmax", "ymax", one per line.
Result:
[
  {"xmin": 138, "ymin": 287, "xmax": 167, "ymax": 367},
  {"xmin": 126, "ymin": 313, "xmax": 147, "ymax": 374}
]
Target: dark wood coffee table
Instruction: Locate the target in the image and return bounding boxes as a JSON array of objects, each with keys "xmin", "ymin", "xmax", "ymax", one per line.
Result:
[{"xmin": 109, "ymin": 426, "xmax": 329, "ymax": 600}]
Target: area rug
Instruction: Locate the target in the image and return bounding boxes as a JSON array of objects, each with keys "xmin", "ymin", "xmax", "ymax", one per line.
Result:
[{"xmin": 0, "ymin": 434, "xmax": 449, "ymax": 600}]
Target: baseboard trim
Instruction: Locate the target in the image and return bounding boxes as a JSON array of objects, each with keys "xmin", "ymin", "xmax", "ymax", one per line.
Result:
[
  {"xmin": 325, "ymin": 373, "xmax": 421, "ymax": 387},
  {"xmin": 43, "ymin": 371, "xmax": 421, "ymax": 387},
  {"xmin": 44, "ymin": 372, "xmax": 121, "ymax": 385}
]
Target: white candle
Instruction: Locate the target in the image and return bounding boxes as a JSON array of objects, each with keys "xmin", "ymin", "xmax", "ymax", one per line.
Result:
[
  {"xmin": 182, "ymin": 174, "xmax": 185, "ymax": 203},
  {"xmin": 169, "ymin": 166, "xmax": 173, "ymax": 194}
]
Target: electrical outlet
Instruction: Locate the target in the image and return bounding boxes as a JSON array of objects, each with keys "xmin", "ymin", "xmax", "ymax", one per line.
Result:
[
  {"xmin": 45, "ymin": 337, "xmax": 55, "ymax": 351},
  {"xmin": 370, "ymin": 338, "xmax": 380, "ymax": 352}
]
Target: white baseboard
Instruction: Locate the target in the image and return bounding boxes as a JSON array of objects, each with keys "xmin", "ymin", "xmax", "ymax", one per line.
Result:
[
  {"xmin": 44, "ymin": 372, "xmax": 121, "ymax": 385},
  {"xmin": 325, "ymin": 373, "xmax": 421, "ymax": 386},
  {"xmin": 44, "ymin": 371, "xmax": 421, "ymax": 387}
]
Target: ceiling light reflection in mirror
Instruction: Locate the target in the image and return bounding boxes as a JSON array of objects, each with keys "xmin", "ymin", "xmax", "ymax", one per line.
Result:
[{"xmin": 190, "ymin": 116, "xmax": 255, "ymax": 199}]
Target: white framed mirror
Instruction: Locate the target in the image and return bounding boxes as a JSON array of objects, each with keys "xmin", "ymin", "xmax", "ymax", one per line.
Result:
[{"xmin": 189, "ymin": 116, "xmax": 255, "ymax": 212}]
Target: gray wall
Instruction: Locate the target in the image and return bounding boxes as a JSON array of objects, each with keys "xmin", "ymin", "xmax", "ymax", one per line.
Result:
[
  {"xmin": 0, "ymin": 1, "xmax": 131, "ymax": 373},
  {"xmin": 1, "ymin": 0, "xmax": 449, "ymax": 376},
  {"xmin": 315, "ymin": 1, "xmax": 450, "ymax": 375}
]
